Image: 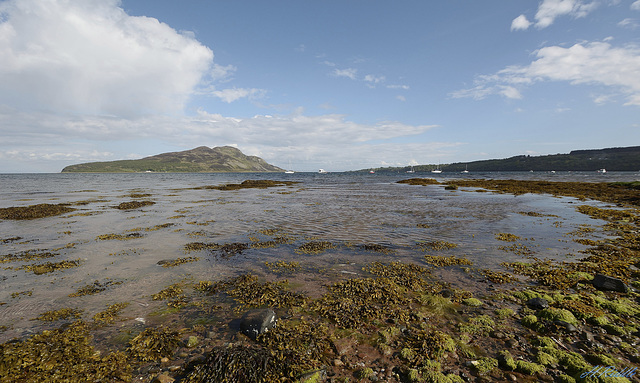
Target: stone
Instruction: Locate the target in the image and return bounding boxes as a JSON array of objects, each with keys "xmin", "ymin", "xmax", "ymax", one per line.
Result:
[
  {"xmin": 552, "ymin": 320, "xmax": 578, "ymax": 333},
  {"xmin": 151, "ymin": 373, "xmax": 174, "ymax": 383},
  {"xmin": 185, "ymin": 335, "xmax": 198, "ymax": 348},
  {"xmin": 592, "ymin": 274, "xmax": 629, "ymax": 293},
  {"xmin": 527, "ymin": 297, "xmax": 549, "ymax": 310},
  {"xmin": 298, "ymin": 369, "xmax": 327, "ymax": 383},
  {"xmin": 239, "ymin": 308, "xmax": 277, "ymax": 340}
]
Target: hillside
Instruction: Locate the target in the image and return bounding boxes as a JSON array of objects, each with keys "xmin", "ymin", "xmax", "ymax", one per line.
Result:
[
  {"xmin": 61, "ymin": 146, "xmax": 285, "ymax": 173},
  {"xmin": 360, "ymin": 146, "xmax": 640, "ymax": 173}
]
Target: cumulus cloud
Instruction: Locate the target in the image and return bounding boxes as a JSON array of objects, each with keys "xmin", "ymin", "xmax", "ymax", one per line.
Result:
[
  {"xmin": 513, "ymin": 0, "xmax": 599, "ymax": 30},
  {"xmin": 0, "ymin": 0, "xmax": 213, "ymax": 117},
  {"xmin": 511, "ymin": 15, "xmax": 532, "ymax": 31},
  {"xmin": 452, "ymin": 41, "xmax": 640, "ymax": 106}
]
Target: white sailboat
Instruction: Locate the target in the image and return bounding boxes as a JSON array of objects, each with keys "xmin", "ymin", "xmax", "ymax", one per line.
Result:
[
  {"xmin": 406, "ymin": 165, "xmax": 415, "ymax": 173},
  {"xmin": 431, "ymin": 163, "xmax": 442, "ymax": 173},
  {"xmin": 462, "ymin": 165, "xmax": 469, "ymax": 174}
]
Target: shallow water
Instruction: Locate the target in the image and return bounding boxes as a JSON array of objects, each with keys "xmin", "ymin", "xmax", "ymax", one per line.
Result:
[{"xmin": 0, "ymin": 171, "xmax": 636, "ymax": 342}]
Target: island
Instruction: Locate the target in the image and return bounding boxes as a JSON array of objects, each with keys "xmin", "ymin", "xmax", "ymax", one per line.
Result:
[{"xmin": 61, "ymin": 146, "xmax": 285, "ymax": 173}]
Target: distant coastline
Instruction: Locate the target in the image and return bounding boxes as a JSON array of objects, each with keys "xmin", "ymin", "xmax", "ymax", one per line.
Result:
[{"xmin": 356, "ymin": 146, "xmax": 640, "ymax": 173}]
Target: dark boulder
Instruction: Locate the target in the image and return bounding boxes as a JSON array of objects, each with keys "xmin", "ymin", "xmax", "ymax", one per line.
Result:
[
  {"xmin": 592, "ymin": 274, "xmax": 629, "ymax": 293},
  {"xmin": 239, "ymin": 308, "xmax": 277, "ymax": 340},
  {"xmin": 527, "ymin": 297, "xmax": 549, "ymax": 310}
]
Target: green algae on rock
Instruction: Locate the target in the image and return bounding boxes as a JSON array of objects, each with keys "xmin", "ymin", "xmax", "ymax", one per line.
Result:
[{"xmin": 0, "ymin": 203, "xmax": 76, "ymax": 220}]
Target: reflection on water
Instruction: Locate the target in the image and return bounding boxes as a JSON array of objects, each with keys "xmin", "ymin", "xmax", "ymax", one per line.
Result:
[{"xmin": 0, "ymin": 171, "xmax": 633, "ymax": 342}]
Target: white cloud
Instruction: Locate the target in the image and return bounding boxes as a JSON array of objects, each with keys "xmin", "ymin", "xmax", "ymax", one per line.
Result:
[
  {"xmin": 534, "ymin": 0, "xmax": 598, "ymax": 28},
  {"xmin": 364, "ymin": 74, "xmax": 385, "ymax": 84},
  {"xmin": 0, "ymin": 0, "xmax": 213, "ymax": 117},
  {"xmin": 632, "ymin": 0, "xmax": 640, "ymax": 10},
  {"xmin": 387, "ymin": 84, "xmax": 410, "ymax": 90},
  {"xmin": 511, "ymin": 15, "xmax": 532, "ymax": 31},
  {"xmin": 452, "ymin": 41, "xmax": 640, "ymax": 106},
  {"xmin": 209, "ymin": 63, "xmax": 237, "ymax": 82},
  {"xmin": 333, "ymin": 68, "xmax": 358, "ymax": 80},
  {"xmin": 211, "ymin": 88, "xmax": 266, "ymax": 103},
  {"xmin": 0, "ymin": 106, "xmax": 439, "ymax": 171},
  {"xmin": 618, "ymin": 18, "xmax": 639, "ymax": 29}
]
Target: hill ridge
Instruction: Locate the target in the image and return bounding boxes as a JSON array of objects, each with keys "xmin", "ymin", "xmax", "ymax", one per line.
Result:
[{"xmin": 61, "ymin": 146, "xmax": 284, "ymax": 173}]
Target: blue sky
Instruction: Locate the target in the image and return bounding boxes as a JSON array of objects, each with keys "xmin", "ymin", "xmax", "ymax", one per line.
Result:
[{"xmin": 0, "ymin": 0, "xmax": 639, "ymax": 172}]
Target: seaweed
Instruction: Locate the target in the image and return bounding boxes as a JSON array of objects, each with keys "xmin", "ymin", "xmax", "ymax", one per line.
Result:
[
  {"xmin": 157, "ymin": 257, "xmax": 199, "ymax": 268},
  {"xmin": 295, "ymin": 241, "xmax": 336, "ymax": 254},
  {"xmin": 69, "ymin": 279, "xmax": 123, "ymax": 297},
  {"xmin": 423, "ymin": 254, "xmax": 472, "ymax": 267},
  {"xmin": 397, "ymin": 178, "xmax": 440, "ymax": 186},
  {"xmin": 32, "ymin": 308, "xmax": 83, "ymax": 322},
  {"xmin": 0, "ymin": 203, "xmax": 76, "ymax": 220},
  {"xmin": 0, "ymin": 321, "xmax": 132, "ymax": 382},
  {"xmin": 114, "ymin": 200, "xmax": 155, "ymax": 210},
  {"xmin": 127, "ymin": 326, "xmax": 181, "ymax": 362},
  {"xmin": 21, "ymin": 259, "xmax": 82, "ymax": 275},
  {"xmin": 417, "ymin": 240, "xmax": 458, "ymax": 251},
  {"xmin": 195, "ymin": 179, "xmax": 298, "ymax": 191},
  {"xmin": 93, "ymin": 302, "xmax": 130, "ymax": 325}
]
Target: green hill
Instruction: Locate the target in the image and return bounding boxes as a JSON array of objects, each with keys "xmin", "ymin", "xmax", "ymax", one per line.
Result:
[
  {"xmin": 359, "ymin": 146, "xmax": 640, "ymax": 173},
  {"xmin": 61, "ymin": 146, "xmax": 285, "ymax": 173}
]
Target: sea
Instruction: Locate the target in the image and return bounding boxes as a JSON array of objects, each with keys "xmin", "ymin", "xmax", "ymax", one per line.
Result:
[{"xmin": 0, "ymin": 171, "xmax": 638, "ymax": 343}]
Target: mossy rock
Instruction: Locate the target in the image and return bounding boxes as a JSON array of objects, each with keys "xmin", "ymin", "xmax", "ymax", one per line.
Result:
[
  {"xmin": 515, "ymin": 360, "xmax": 545, "ymax": 375},
  {"xmin": 521, "ymin": 314, "xmax": 539, "ymax": 329},
  {"xmin": 538, "ymin": 308, "xmax": 579, "ymax": 326},
  {"xmin": 462, "ymin": 298, "xmax": 482, "ymax": 307}
]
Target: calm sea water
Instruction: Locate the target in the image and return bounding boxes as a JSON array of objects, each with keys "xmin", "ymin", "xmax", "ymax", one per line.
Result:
[{"xmin": 0, "ymin": 171, "xmax": 637, "ymax": 342}]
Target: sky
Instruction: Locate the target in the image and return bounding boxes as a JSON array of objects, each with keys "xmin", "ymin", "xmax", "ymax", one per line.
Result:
[{"xmin": 0, "ymin": 0, "xmax": 639, "ymax": 172}]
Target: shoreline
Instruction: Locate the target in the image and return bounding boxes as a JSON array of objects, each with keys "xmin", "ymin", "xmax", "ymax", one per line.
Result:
[{"xmin": 0, "ymin": 178, "xmax": 638, "ymax": 382}]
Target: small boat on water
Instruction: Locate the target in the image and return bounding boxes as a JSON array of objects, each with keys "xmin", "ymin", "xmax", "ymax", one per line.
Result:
[
  {"xmin": 462, "ymin": 165, "xmax": 469, "ymax": 174},
  {"xmin": 406, "ymin": 166, "xmax": 415, "ymax": 173},
  {"xmin": 284, "ymin": 170, "xmax": 295, "ymax": 174},
  {"xmin": 598, "ymin": 168, "xmax": 607, "ymax": 173},
  {"xmin": 318, "ymin": 169, "xmax": 328, "ymax": 174}
]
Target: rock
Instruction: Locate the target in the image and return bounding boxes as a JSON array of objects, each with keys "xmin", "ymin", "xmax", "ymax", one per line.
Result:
[
  {"xmin": 239, "ymin": 308, "xmax": 277, "ymax": 340},
  {"xmin": 592, "ymin": 274, "xmax": 629, "ymax": 293},
  {"xmin": 440, "ymin": 289, "xmax": 454, "ymax": 298},
  {"xmin": 185, "ymin": 335, "xmax": 198, "ymax": 348},
  {"xmin": 552, "ymin": 320, "xmax": 578, "ymax": 333},
  {"xmin": 527, "ymin": 297, "xmax": 549, "ymax": 310},
  {"xmin": 298, "ymin": 369, "xmax": 327, "ymax": 383},
  {"xmin": 151, "ymin": 373, "xmax": 174, "ymax": 383}
]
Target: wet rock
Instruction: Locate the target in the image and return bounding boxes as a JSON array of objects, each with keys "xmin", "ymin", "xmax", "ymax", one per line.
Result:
[
  {"xmin": 439, "ymin": 289, "xmax": 454, "ymax": 298},
  {"xmin": 552, "ymin": 320, "xmax": 578, "ymax": 333},
  {"xmin": 185, "ymin": 335, "xmax": 198, "ymax": 348},
  {"xmin": 592, "ymin": 274, "xmax": 629, "ymax": 293},
  {"xmin": 527, "ymin": 297, "xmax": 549, "ymax": 310},
  {"xmin": 239, "ymin": 308, "xmax": 277, "ymax": 340},
  {"xmin": 298, "ymin": 369, "xmax": 327, "ymax": 383}
]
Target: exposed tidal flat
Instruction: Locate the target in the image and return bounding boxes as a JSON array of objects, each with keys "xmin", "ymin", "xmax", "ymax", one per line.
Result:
[{"xmin": 0, "ymin": 172, "xmax": 639, "ymax": 382}]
